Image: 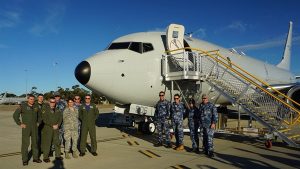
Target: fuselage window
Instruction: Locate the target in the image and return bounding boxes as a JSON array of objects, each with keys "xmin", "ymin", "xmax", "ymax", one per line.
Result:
[
  {"xmin": 108, "ymin": 42, "xmax": 130, "ymax": 49},
  {"xmin": 143, "ymin": 43, "xmax": 154, "ymax": 53}
]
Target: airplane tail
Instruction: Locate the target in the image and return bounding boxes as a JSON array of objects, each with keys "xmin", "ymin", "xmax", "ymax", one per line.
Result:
[{"xmin": 277, "ymin": 21, "xmax": 293, "ymax": 71}]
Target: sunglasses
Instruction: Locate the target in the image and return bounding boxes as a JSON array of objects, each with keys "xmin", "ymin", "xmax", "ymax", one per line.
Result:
[
  {"xmin": 85, "ymin": 98, "xmax": 91, "ymax": 100},
  {"xmin": 174, "ymin": 98, "xmax": 179, "ymax": 100},
  {"xmin": 202, "ymin": 98, "xmax": 208, "ymax": 99},
  {"xmin": 50, "ymin": 101, "xmax": 56, "ymax": 103},
  {"xmin": 75, "ymin": 98, "xmax": 80, "ymax": 100},
  {"xmin": 159, "ymin": 95, "xmax": 164, "ymax": 96}
]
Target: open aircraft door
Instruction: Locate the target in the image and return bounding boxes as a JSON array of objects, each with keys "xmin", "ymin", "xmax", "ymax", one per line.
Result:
[
  {"xmin": 166, "ymin": 24, "xmax": 185, "ymax": 54},
  {"xmin": 166, "ymin": 24, "xmax": 192, "ymax": 69}
]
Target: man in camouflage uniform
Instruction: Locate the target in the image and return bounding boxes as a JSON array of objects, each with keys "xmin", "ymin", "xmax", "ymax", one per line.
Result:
[
  {"xmin": 154, "ymin": 91, "xmax": 171, "ymax": 148},
  {"xmin": 199, "ymin": 94, "xmax": 218, "ymax": 158},
  {"xmin": 187, "ymin": 98, "xmax": 200, "ymax": 153},
  {"xmin": 54, "ymin": 92, "xmax": 66, "ymax": 147},
  {"xmin": 41, "ymin": 97, "xmax": 63, "ymax": 162},
  {"xmin": 171, "ymin": 94, "xmax": 186, "ymax": 151},
  {"xmin": 13, "ymin": 94, "xmax": 42, "ymax": 165},
  {"xmin": 79, "ymin": 94, "xmax": 99, "ymax": 156},
  {"xmin": 63, "ymin": 98, "xmax": 79, "ymax": 159}
]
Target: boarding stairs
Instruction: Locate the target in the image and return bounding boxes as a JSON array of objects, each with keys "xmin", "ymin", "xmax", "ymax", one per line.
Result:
[{"xmin": 162, "ymin": 48, "xmax": 300, "ymax": 148}]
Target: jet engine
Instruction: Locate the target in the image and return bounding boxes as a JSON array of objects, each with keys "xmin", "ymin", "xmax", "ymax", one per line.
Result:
[{"xmin": 286, "ymin": 85, "xmax": 300, "ymax": 109}]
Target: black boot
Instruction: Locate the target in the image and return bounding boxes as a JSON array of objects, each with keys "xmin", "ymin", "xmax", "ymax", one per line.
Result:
[
  {"xmin": 208, "ymin": 151, "xmax": 214, "ymax": 158},
  {"xmin": 154, "ymin": 142, "xmax": 162, "ymax": 147}
]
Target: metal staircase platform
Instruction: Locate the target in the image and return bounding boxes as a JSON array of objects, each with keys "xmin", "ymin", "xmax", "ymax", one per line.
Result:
[{"xmin": 162, "ymin": 48, "xmax": 300, "ymax": 147}]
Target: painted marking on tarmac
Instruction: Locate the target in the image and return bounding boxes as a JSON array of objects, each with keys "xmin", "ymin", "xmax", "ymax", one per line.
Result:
[
  {"xmin": 145, "ymin": 150, "xmax": 161, "ymax": 157},
  {"xmin": 138, "ymin": 150, "xmax": 161, "ymax": 158},
  {"xmin": 170, "ymin": 165, "xmax": 191, "ymax": 169},
  {"xmin": 96, "ymin": 136, "xmax": 125, "ymax": 143},
  {"xmin": 127, "ymin": 140, "xmax": 139, "ymax": 146},
  {"xmin": 0, "ymin": 152, "xmax": 21, "ymax": 158},
  {"xmin": 127, "ymin": 141, "xmax": 133, "ymax": 146}
]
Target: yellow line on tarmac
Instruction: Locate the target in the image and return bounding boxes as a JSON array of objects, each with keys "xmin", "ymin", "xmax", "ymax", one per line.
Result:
[
  {"xmin": 138, "ymin": 150, "xmax": 155, "ymax": 158},
  {"xmin": 0, "ymin": 152, "xmax": 21, "ymax": 158},
  {"xmin": 138, "ymin": 149, "xmax": 161, "ymax": 158},
  {"xmin": 171, "ymin": 165, "xmax": 191, "ymax": 169},
  {"xmin": 145, "ymin": 150, "xmax": 161, "ymax": 157},
  {"xmin": 127, "ymin": 141, "xmax": 133, "ymax": 146}
]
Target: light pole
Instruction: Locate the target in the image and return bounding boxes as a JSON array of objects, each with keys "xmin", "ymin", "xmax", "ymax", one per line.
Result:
[
  {"xmin": 24, "ymin": 69, "xmax": 28, "ymax": 96},
  {"xmin": 53, "ymin": 61, "xmax": 58, "ymax": 90}
]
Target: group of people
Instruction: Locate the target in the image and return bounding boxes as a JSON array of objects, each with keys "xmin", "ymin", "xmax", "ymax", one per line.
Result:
[
  {"xmin": 154, "ymin": 91, "xmax": 218, "ymax": 158},
  {"xmin": 13, "ymin": 90, "xmax": 217, "ymax": 165},
  {"xmin": 13, "ymin": 93, "xmax": 99, "ymax": 166}
]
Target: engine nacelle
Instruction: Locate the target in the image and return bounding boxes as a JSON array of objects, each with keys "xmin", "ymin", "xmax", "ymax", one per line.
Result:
[{"xmin": 286, "ymin": 85, "xmax": 300, "ymax": 109}]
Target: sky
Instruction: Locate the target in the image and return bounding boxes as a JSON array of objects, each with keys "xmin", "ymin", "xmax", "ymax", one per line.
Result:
[{"xmin": 1, "ymin": 0, "xmax": 300, "ymax": 95}]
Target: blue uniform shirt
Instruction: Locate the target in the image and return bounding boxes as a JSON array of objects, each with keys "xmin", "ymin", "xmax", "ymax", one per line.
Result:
[
  {"xmin": 154, "ymin": 99, "xmax": 171, "ymax": 120},
  {"xmin": 199, "ymin": 102, "xmax": 218, "ymax": 128},
  {"xmin": 171, "ymin": 102, "xmax": 185, "ymax": 123}
]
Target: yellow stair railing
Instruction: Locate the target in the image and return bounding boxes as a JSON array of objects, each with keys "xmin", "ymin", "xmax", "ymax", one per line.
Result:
[{"xmin": 165, "ymin": 47, "xmax": 300, "ymax": 126}]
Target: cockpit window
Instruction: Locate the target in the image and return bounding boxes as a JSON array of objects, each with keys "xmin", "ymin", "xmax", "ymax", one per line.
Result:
[
  {"xmin": 129, "ymin": 42, "xmax": 141, "ymax": 53},
  {"xmin": 108, "ymin": 42, "xmax": 130, "ymax": 49},
  {"xmin": 143, "ymin": 43, "xmax": 154, "ymax": 53},
  {"xmin": 108, "ymin": 42, "xmax": 154, "ymax": 54}
]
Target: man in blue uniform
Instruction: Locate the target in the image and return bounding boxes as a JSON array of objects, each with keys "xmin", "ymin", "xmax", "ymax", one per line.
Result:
[
  {"xmin": 199, "ymin": 94, "xmax": 218, "ymax": 158},
  {"xmin": 171, "ymin": 94, "xmax": 186, "ymax": 151},
  {"xmin": 154, "ymin": 91, "xmax": 171, "ymax": 148}
]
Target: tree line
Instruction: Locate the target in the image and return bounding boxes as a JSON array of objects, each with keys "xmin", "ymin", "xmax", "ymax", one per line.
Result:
[{"xmin": 1, "ymin": 85, "xmax": 109, "ymax": 104}]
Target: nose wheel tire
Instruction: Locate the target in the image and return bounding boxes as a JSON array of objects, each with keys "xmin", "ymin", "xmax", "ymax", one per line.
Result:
[{"xmin": 138, "ymin": 122, "xmax": 156, "ymax": 135}]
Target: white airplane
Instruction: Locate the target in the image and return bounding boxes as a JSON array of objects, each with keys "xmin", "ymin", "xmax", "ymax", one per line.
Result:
[
  {"xmin": 75, "ymin": 22, "xmax": 300, "ymax": 146},
  {"xmin": 0, "ymin": 92, "xmax": 26, "ymax": 104}
]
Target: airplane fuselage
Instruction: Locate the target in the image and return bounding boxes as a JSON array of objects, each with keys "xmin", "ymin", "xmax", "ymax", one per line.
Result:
[{"xmin": 75, "ymin": 32, "xmax": 296, "ymax": 106}]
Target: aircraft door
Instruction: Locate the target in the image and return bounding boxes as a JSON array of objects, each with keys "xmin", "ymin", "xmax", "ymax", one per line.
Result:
[
  {"xmin": 166, "ymin": 24, "xmax": 193, "ymax": 69},
  {"xmin": 166, "ymin": 24, "xmax": 185, "ymax": 54}
]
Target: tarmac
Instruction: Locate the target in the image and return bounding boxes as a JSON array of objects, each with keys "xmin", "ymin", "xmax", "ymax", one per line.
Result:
[{"xmin": 0, "ymin": 105, "xmax": 299, "ymax": 169}]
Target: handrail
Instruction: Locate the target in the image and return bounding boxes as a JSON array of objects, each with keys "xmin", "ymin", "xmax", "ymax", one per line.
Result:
[{"xmin": 165, "ymin": 47, "xmax": 300, "ymax": 125}]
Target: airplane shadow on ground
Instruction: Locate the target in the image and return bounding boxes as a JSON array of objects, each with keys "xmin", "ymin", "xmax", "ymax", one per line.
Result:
[
  {"xmin": 215, "ymin": 133, "xmax": 300, "ymax": 159},
  {"xmin": 234, "ymin": 147, "xmax": 300, "ymax": 167},
  {"xmin": 95, "ymin": 112, "xmax": 165, "ymax": 147},
  {"xmin": 95, "ymin": 112, "xmax": 115, "ymax": 127},
  {"xmin": 95, "ymin": 112, "xmax": 200, "ymax": 151},
  {"xmin": 211, "ymin": 151, "xmax": 277, "ymax": 169},
  {"xmin": 95, "ymin": 113, "xmax": 300, "ymax": 162}
]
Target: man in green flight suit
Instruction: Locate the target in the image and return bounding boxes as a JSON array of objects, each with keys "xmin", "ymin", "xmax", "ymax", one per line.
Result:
[
  {"xmin": 34, "ymin": 93, "xmax": 47, "ymax": 156},
  {"xmin": 13, "ymin": 94, "xmax": 42, "ymax": 166},
  {"xmin": 41, "ymin": 97, "xmax": 63, "ymax": 162},
  {"xmin": 79, "ymin": 94, "xmax": 99, "ymax": 156}
]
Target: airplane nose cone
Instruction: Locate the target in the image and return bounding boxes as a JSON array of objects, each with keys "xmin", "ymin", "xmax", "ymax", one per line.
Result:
[{"xmin": 75, "ymin": 61, "xmax": 91, "ymax": 85}]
